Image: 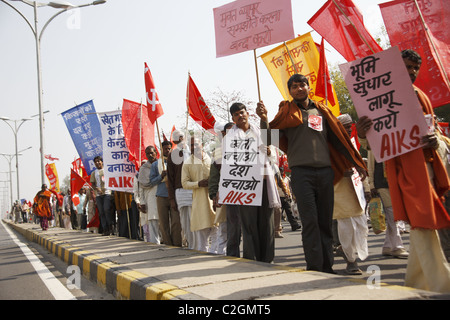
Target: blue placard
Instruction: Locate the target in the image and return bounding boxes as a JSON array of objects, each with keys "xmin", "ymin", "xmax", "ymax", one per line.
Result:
[{"xmin": 61, "ymin": 100, "xmax": 103, "ymax": 175}]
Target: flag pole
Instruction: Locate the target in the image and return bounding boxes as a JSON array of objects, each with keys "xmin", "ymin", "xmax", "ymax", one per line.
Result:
[
  {"xmin": 155, "ymin": 118, "xmax": 165, "ymax": 170},
  {"xmin": 186, "ymin": 72, "xmax": 191, "ymax": 141},
  {"xmin": 139, "ymin": 100, "xmax": 143, "ymax": 168},
  {"xmin": 331, "ymin": 0, "xmax": 376, "ymax": 55},
  {"xmin": 413, "ymin": 0, "xmax": 450, "ymax": 88},
  {"xmin": 283, "ymin": 42, "xmax": 299, "ymax": 74},
  {"xmin": 253, "ymin": 49, "xmax": 262, "ymax": 101}
]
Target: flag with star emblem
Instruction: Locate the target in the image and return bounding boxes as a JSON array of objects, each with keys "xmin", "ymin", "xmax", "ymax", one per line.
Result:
[{"xmin": 144, "ymin": 62, "xmax": 164, "ymax": 123}]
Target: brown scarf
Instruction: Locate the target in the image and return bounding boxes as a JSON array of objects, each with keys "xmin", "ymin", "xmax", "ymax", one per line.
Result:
[{"xmin": 269, "ymin": 99, "xmax": 367, "ymax": 184}]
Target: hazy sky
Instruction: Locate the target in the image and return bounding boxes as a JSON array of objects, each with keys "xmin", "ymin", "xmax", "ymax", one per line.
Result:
[{"xmin": 0, "ymin": 0, "xmax": 388, "ymax": 211}]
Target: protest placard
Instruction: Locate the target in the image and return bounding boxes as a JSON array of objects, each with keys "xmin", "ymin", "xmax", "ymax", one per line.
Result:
[
  {"xmin": 98, "ymin": 110, "xmax": 136, "ymax": 193},
  {"xmin": 218, "ymin": 127, "xmax": 265, "ymax": 206},
  {"xmin": 339, "ymin": 47, "xmax": 429, "ymax": 162},
  {"xmin": 213, "ymin": 0, "xmax": 294, "ymax": 58}
]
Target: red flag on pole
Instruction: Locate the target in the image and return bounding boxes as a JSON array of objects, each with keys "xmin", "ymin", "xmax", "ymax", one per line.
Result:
[
  {"xmin": 315, "ymin": 38, "xmax": 336, "ymax": 106},
  {"xmin": 144, "ymin": 62, "xmax": 164, "ymax": 124},
  {"xmin": 186, "ymin": 74, "xmax": 216, "ymax": 131},
  {"xmin": 70, "ymin": 169, "xmax": 88, "ymax": 206},
  {"xmin": 308, "ymin": 0, "xmax": 382, "ymax": 62},
  {"xmin": 379, "ymin": 0, "xmax": 450, "ymax": 108},
  {"xmin": 122, "ymin": 99, "xmax": 159, "ymax": 170}
]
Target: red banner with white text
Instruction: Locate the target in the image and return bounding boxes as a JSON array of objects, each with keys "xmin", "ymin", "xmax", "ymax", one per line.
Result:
[{"xmin": 379, "ymin": 0, "xmax": 450, "ymax": 108}]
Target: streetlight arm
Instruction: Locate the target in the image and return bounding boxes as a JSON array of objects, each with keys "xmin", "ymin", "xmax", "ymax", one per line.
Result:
[
  {"xmin": 0, "ymin": 118, "xmax": 14, "ymax": 133},
  {"xmin": 39, "ymin": 7, "xmax": 69, "ymax": 42},
  {"xmin": 0, "ymin": 0, "xmax": 36, "ymax": 37}
]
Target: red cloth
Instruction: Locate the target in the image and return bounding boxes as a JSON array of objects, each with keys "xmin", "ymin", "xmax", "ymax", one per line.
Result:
[
  {"xmin": 33, "ymin": 190, "xmax": 53, "ymax": 219},
  {"xmin": 379, "ymin": 0, "xmax": 450, "ymax": 108},
  {"xmin": 186, "ymin": 74, "xmax": 216, "ymax": 131},
  {"xmin": 386, "ymin": 86, "xmax": 450, "ymax": 229},
  {"xmin": 145, "ymin": 62, "xmax": 164, "ymax": 124},
  {"xmin": 315, "ymin": 38, "xmax": 336, "ymax": 106},
  {"xmin": 308, "ymin": 0, "xmax": 382, "ymax": 62},
  {"xmin": 122, "ymin": 99, "xmax": 159, "ymax": 170}
]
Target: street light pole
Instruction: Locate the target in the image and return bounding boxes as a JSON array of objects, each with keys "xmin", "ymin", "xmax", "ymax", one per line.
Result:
[
  {"xmin": 1, "ymin": 0, "xmax": 107, "ymax": 185},
  {"xmin": 1, "ymin": 147, "xmax": 32, "ymax": 202},
  {"xmin": 0, "ymin": 118, "xmax": 32, "ymax": 203}
]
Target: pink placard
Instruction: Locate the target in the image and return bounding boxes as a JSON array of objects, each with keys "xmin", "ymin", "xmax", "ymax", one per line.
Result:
[
  {"xmin": 213, "ymin": 0, "xmax": 295, "ymax": 58},
  {"xmin": 339, "ymin": 47, "xmax": 429, "ymax": 163}
]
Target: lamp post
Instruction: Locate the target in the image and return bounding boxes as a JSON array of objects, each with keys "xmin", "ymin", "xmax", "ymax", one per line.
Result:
[
  {"xmin": 0, "ymin": 0, "xmax": 107, "ymax": 185},
  {"xmin": 1, "ymin": 147, "xmax": 32, "ymax": 203},
  {"xmin": 0, "ymin": 117, "xmax": 32, "ymax": 203}
]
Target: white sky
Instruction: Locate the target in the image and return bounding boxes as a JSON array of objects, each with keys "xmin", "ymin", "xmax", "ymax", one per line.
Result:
[{"xmin": 0, "ymin": 0, "xmax": 389, "ymax": 210}]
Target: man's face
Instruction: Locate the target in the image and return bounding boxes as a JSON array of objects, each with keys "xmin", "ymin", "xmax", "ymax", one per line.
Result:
[
  {"xmin": 403, "ymin": 58, "xmax": 421, "ymax": 83},
  {"xmin": 162, "ymin": 144, "xmax": 172, "ymax": 157},
  {"xmin": 145, "ymin": 147, "xmax": 157, "ymax": 162},
  {"xmin": 289, "ymin": 81, "xmax": 310, "ymax": 101},
  {"xmin": 94, "ymin": 158, "xmax": 103, "ymax": 169},
  {"xmin": 231, "ymin": 108, "xmax": 249, "ymax": 129},
  {"xmin": 190, "ymin": 138, "xmax": 202, "ymax": 158}
]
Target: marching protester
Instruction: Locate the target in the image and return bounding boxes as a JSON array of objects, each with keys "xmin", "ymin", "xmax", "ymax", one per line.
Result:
[
  {"xmin": 151, "ymin": 140, "xmax": 182, "ymax": 247},
  {"xmin": 32, "ymin": 184, "xmax": 54, "ymax": 231},
  {"xmin": 257, "ymin": 74, "xmax": 367, "ymax": 273},
  {"xmin": 209, "ymin": 122, "xmax": 235, "ymax": 255},
  {"xmin": 90, "ymin": 156, "xmax": 114, "ymax": 236},
  {"xmin": 167, "ymin": 130, "xmax": 194, "ymax": 249},
  {"xmin": 181, "ymin": 136, "xmax": 218, "ymax": 253},
  {"xmin": 134, "ymin": 146, "xmax": 161, "ymax": 244},
  {"xmin": 333, "ymin": 114, "xmax": 370, "ymax": 275},
  {"xmin": 227, "ymin": 102, "xmax": 281, "ymax": 263},
  {"xmin": 356, "ymin": 49, "xmax": 450, "ymax": 293}
]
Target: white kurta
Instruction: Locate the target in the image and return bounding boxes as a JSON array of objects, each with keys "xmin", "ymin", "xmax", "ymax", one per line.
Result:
[
  {"xmin": 333, "ymin": 175, "xmax": 369, "ymax": 263},
  {"xmin": 181, "ymin": 153, "xmax": 216, "ymax": 232}
]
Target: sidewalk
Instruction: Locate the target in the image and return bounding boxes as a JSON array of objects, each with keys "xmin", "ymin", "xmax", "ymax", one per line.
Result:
[{"xmin": 4, "ymin": 220, "xmax": 449, "ymax": 300}]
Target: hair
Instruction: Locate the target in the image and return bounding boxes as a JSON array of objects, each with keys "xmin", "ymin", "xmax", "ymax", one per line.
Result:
[
  {"xmin": 145, "ymin": 145, "xmax": 156, "ymax": 152},
  {"xmin": 401, "ymin": 49, "xmax": 422, "ymax": 65},
  {"xmin": 287, "ymin": 74, "xmax": 309, "ymax": 90},
  {"xmin": 224, "ymin": 122, "xmax": 234, "ymax": 130},
  {"xmin": 94, "ymin": 156, "xmax": 103, "ymax": 162},
  {"xmin": 229, "ymin": 102, "xmax": 246, "ymax": 116},
  {"xmin": 162, "ymin": 140, "xmax": 172, "ymax": 148}
]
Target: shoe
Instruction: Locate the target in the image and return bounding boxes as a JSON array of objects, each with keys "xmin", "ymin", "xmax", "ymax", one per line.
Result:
[
  {"xmin": 275, "ymin": 232, "xmax": 284, "ymax": 238},
  {"xmin": 291, "ymin": 224, "xmax": 301, "ymax": 232},
  {"xmin": 382, "ymin": 247, "xmax": 392, "ymax": 256},
  {"xmin": 391, "ymin": 248, "xmax": 409, "ymax": 259},
  {"xmin": 345, "ymin": 261, "xmax": 362, "ymax": 275}
]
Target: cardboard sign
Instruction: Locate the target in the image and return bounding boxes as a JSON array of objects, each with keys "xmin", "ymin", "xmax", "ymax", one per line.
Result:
[
  {"xmin": 339, "ymin": 47, "xmax": 428, "ymax": 162},
  {"xmin": 213, "ymin": 0, "xmax": 294, "ymax": 57}
]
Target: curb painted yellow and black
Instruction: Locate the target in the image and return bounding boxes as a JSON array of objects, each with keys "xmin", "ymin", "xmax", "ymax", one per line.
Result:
[{"xmin": 6, "ymin": 221, "xmax": 202, "ymax": 300}]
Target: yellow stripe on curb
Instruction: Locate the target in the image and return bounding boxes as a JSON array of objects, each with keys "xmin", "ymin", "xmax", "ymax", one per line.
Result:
[
  {"xmin": 161, "ymin": 289, "xmax": 190, "ymax": 300},
  {"xmin": 146, "ymin": 283, "xmax": 180, "ymax": 300},
  {"xmin": 82, "ymin": 254, "xmax": 103, "ymax": 277},
  {"xmin": 116, "ymin": 271, "xmax": 150, "ymax": 299},
  {"xmin": 97, "ymin": 262, "xmax": 118, "ymax": 286}
]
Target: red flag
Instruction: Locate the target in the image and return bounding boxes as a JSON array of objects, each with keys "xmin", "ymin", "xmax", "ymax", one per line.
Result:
[
  {"xmin": 170, "ymin": 125, "xmax": 176, "ymax": 144},
  {"xmin": 308, "ymin": 0, "xmax": 382, "ymax": 62},
  {"xmin": 315, "ymin": 38, "xmax": 336, "ymax": 106},
  {"xmin": 379, "ymin": 0, "xmax": 450, "ymax": 108},
  {"xmin": 45, "ymin": 154, "xmax": 59, "ymax": 161},
  {"xmin": 187, "ymin": 74, "xmax": 216, "ymax": 131},
  {"xmin": 72, "ymin": 158, "xmax": 89, "ymax": 182},
  {"xmin": 144, "ymin": 62, "xmax": 164, "ymax": 123},
  {"xmin": 70, "ymin": 169, "xmax": 88, "ymax": 206},
  {"xmin": 122, "ymin": 99, "xmax": 159, "ymax": 170},
  {"xmin": 87, "ymin": 206, "xmax": 100, "ymax": 228}
]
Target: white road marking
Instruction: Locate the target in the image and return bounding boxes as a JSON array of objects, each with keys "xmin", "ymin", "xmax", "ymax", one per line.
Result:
[{"xmin": 1, "ymin": 220, "xmax": 76, "ymax": 300}]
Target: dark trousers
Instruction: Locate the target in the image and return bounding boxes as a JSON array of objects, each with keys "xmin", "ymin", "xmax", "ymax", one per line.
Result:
[
  {"xmin": 96, "ymin": 194, "xmax": 113, "ymax": 231},
  {"xmin": 226, "ymin": 205, "xmax": 242, "ymax": 257},
  {"xmin": 291, "ymin": 166, "xmax": 335, "ymax": 272},
  {"xmin": 231, "ymin": 181, "xmax": 274, "ymax": 263}
]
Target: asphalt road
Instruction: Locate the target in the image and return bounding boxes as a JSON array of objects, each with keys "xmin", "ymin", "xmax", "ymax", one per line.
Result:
[
  {"xmin": 0, "ymin": 220, "xmax": 115, "ymax": 300},
  {"xmin": 273, "ymin": 219, "xmax": 410, "ymax": 287}
]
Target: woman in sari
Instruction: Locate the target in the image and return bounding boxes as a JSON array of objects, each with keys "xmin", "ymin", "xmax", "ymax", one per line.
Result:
[{"xmin": 33, "ymin": 184, "xmax": 54, "ymax": 231}]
